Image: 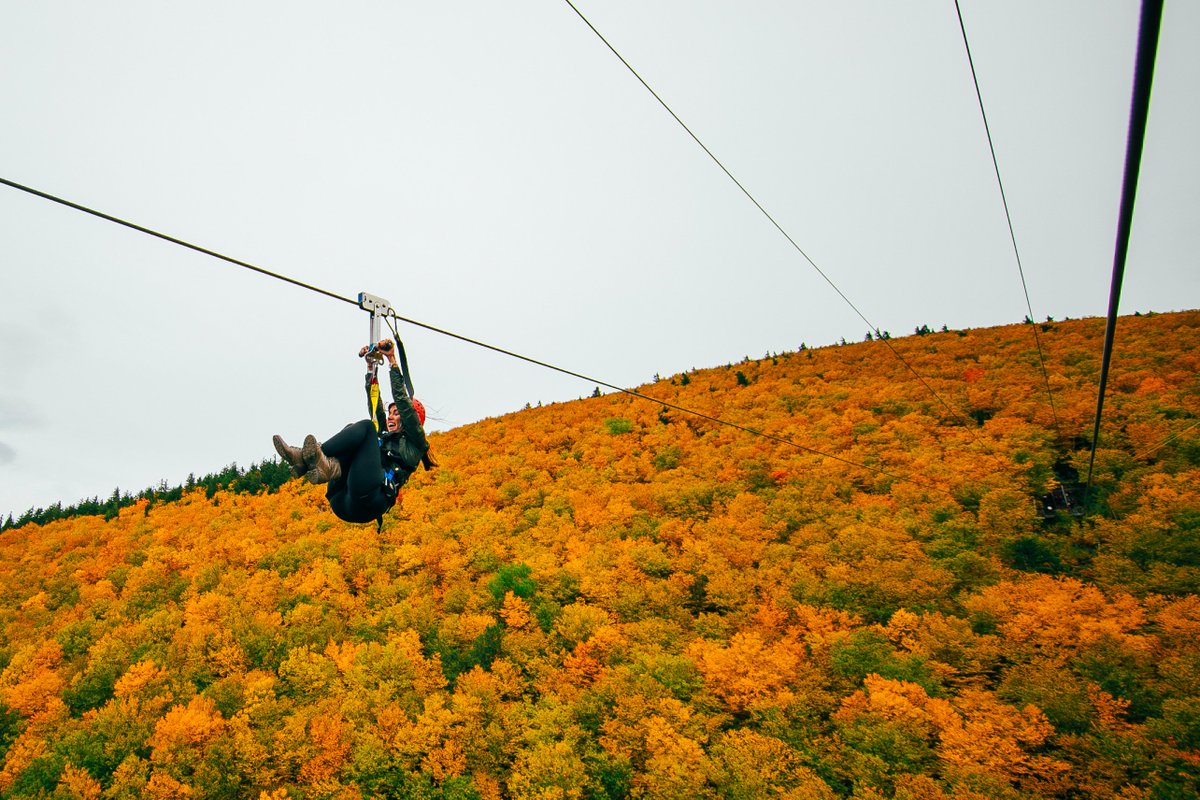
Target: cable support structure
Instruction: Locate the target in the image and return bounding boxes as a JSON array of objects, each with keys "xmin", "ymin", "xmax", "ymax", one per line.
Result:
[
  {"xmin": 953, "ymin": 0, "xmax": 1061, "ymax": 434},
  {"xmin": 0, "ymin": 175, "xmax": 956, "ymax": 499},
  {"xmin": 561, "ymin": 0, "xmax": 987, "ymax": 442},
  {"xmin": 1082, "ymin": 0, "xmax": 1162, "ymax": 514}
]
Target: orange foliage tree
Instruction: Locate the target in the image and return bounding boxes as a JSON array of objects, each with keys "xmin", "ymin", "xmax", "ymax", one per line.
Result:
[{"xmin": 0, "ymin": 311, "xmax": 1197, "ymax": 797}]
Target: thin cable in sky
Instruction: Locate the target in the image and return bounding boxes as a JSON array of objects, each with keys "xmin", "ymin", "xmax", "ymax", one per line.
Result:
[
  {"xmin": 0, "ymin": 176, "xmax": 359, "ymax": 308},
  {"xmin": 384, "ymin": 309, "xmax": 955, "ymax": 497},
  {"xmin": 560, "ymin": 0, "xmax": 986, "ymax": 438},
  {"xmin": 953, "ymin": 0, "xmax": 1061, "ymax": 432},
  {"xmin": 0, "ymin": 175, "xmax": 954, "ymax": 497}
]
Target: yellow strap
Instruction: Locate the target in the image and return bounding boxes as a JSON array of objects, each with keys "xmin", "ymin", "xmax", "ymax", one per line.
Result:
[{"xmin": 370, "ymin": 377, "xmax": 381, "ymax": 432}]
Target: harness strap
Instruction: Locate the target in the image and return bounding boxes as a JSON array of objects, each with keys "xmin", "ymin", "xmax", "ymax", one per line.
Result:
[
  {"xmin": 369, "ymin": 373, "xmax": 381, "ymax": 432},
  {"xmin": 396, "ymin": 340, "xmax": 415, "ymax": 397},
  {"xmin": 385, "ymin": 315, "xmax": 416, "ymax": 398}
]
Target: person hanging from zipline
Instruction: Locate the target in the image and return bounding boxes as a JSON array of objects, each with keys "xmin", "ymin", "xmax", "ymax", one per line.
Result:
[{"xmin": 273, "ymin": 338, "xmax": 433, "ymax": 527}]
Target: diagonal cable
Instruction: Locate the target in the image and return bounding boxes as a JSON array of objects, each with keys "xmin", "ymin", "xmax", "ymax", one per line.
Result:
[
  {"xmin": 385, "ymin": 308, "xmax": 956, "ymax": 496},
  {"xmin": 953, "ymin": 0, "xmax": 1061, "ymax": 432},
  {"xmin": 561, "ymin": 0, "xmax": 987, "ymax": 437},
  {"xmin": 0, "ymin": 175, "xmax": 954, "ymax": 497},
  {"xmin": 0, "ymin": 176, "xmax": 359, "ymax": 308},
  {"xmin": 1132, "ymin": 418, "xmax": 1200, "ymax": 462}
]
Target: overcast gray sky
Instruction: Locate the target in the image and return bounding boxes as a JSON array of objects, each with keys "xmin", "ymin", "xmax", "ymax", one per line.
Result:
[{"xmin": 2, "ymin": 1, "xmax": 1197, "ymax": 519}]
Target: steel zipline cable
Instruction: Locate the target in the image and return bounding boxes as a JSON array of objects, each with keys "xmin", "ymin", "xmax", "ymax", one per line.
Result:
[
  {"xmin": 0, "ymin": 177, "xmax": 359, "ymax": 309},
  {"xmin": 1131, "ymin": 418, "xmax": 1200, "ymax": 464},
  {"xmin": 952, "ymin": 0, "xmax": 1061, "ymax": 433},
  {"xmin": 560, "ymin": 0, "xmax": 986, "ymax": 441},
  {"xmin": 562, "ymin": 0, "xmax": 1164, "ymax": 513},
  {"xmin": 380, "ymin": 309, "xmax": 948, "ymax": 493},
  {"xmin": 1082, "ymin": 0, "xmax": 1163, "ymax": 511},
  {"xmin": 0, "ymin": 176, "xmax": 954, "ymax": 498}
]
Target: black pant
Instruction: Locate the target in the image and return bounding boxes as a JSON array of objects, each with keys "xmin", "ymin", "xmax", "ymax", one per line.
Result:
[{"xmin": 322, "ymin": 420, "xmax": 394, "ymax": 524}]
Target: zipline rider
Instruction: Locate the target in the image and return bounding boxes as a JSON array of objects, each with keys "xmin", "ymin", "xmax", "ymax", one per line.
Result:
[{"xmin": 274, "ymin": 338, "xmax": 434, "ymax": 529}]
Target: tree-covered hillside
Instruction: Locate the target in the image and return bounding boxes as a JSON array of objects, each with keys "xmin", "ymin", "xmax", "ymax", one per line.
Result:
[{"xmin": 1, "ymin": 312, "xmax": 1197, "ymax": 799}]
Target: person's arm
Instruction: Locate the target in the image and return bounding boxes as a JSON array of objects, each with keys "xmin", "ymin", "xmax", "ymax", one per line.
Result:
[{"xmin": 384, "ymin": 348, "xmax": 429, "ymax": 456}]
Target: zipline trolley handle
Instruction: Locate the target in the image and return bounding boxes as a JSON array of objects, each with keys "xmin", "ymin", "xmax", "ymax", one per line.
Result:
[{"xmin": 358, "ymin": 292, "xmax": 393, "ymax": 364}]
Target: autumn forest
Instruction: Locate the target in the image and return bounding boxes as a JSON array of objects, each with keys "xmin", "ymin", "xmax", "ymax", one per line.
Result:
[{"xmin": 1, "ymin": 311, "xmax": 1198, "ymax": 799}]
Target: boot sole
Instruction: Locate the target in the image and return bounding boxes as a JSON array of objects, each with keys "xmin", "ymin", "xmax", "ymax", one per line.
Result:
[
  {"xmin": 301, "ymin": 435, "xmax": 336, "ymax": 483},
  {"xmin": 273, "ymin": 435, "xmax": 306, "ymax": 477},
  {"xmin": 301, "ymin": 435, "xmax": 321, "ymax": 468}
]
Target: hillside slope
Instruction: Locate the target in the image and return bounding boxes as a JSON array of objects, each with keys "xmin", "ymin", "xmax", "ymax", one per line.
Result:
[{"xmin": 1, "ymin": 312, "xmax": 1198, "ymax": 799}]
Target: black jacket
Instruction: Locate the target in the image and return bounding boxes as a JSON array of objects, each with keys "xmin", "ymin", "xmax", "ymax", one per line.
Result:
[{"xmin": 367, "ymin": 366, "xmax": 429, "ymax": 487}]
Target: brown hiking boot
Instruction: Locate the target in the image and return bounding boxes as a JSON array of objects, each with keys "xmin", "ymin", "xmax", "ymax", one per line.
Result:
[
  {"xmin": 272, "ymin": 435, "xmax": 306, "ymax": 478},
  {"xmin": 302, "ymin": 434, "xmax": 342, "ymax": 484}
]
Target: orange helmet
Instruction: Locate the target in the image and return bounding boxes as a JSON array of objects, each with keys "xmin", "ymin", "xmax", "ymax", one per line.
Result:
[{"xmin": 411, "ymin": 398, "xmax": 426, "ymax": 425}]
